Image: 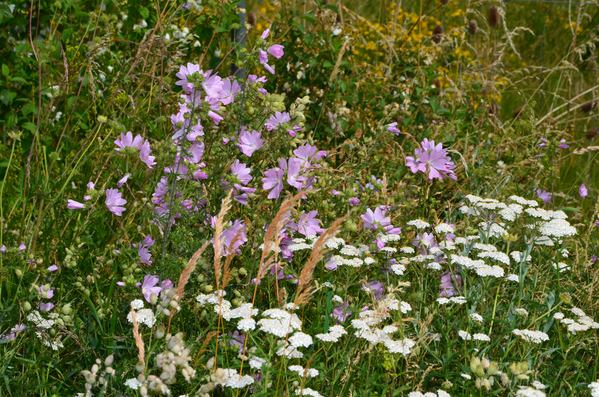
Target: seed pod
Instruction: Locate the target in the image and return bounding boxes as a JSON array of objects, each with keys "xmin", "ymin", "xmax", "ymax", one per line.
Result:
[
  {"xmin": 581, "ymin": 100, "xmax": 596, "ymax": 113},
  {"xmin": 488, "ymin": 6, "xmax": 500, "ymax": 28},
  {"xmin": 432, "ymin": 25, "xmax": 444, "ymax": 43},
  {"xmin": 488, "ymin": 102, "xmax": 499, "ymax": 116},
  {"xmin": 468, "ymin": 19, "xmax": 478, "ymax": 34},
  {"xmin": 512, "ymin": 106, "xmax": 524, "ymax": 119},
  {"xmin": 247, "ymin": 12, "xmax": 256, "ymax": 26}
]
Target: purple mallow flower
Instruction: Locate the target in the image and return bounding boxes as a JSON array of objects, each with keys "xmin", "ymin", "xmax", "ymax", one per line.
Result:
[
  {"xmin": 105, "ymin": 188, "xmax": 127, "ymax": 216},
  {"xmin": 238, "ymin": 129, "xmax": 264, "ymax": 157},
  {"xmin": 265, "ymin": 112, "xmax": 291, "ymax": 131},
  {"xmin": 114, "ymin": 131, "xmax": 155, "ymax": 169},
  {"xmin": 230, "ymin": 160, "xmax": 256, "ymax": 205},
  {"xmin": 387, "ymin": 122, "xmax": 401, "ymax": 135},
  {"xmin": 117, "ymin": 174, "xmax": 130, "ymax": 188},
  {"xmin": 363, "ymin": 281, "xmax": 385, "ymax": 300},
  {"xmin": 293, "ymin": 144, "xmax": 326, "ymax": 163},
  {"xmin": 37, "ymin": 285, "xmax": 54, "ymax": 299},
  {"xmin": 138, "ymin": 235, "xmax": 154, "ymax": 265},
  {"xmin": 219, "ymin": 220, "xmax": 247, "ymax": 256},
  {"xmin": 579, "ymin": 183, "xmax": 588, "ymax": 198},
  {"xmin": 439, "ymin": 271, "xmax": 462, "ymax": 297},
  {"xmin": 536, "ymin": 189, "xmax": 552, "ymax": 203},
  {"xmin": 332, "ymin": 301, "xmax": 352, "ymax": 323},
  {"xmin": 290, "ymin": 210, "xmax": 324, "ymax": 238},
  {"xmin": 267, "ymin": 44, "xmax": 285, "ymax": 59},
  {"xmin": 558, "ymin": 139, "xmax": 569, "ymax": 149},
  {"xmin": 38, "ymin": 302, "xmax": 55, "ymax": 312},
  {"xmin": 175, "ymin": 62, "xmax": 202, "ymax": 93},
  {"xmin": 141, "ymin": 275, "xmax": 162, "ymax": 303},
  {"xmin": 406, "ymin": 138, "xmax": 457, "ymax": 181},
  {"xmin": 229, "ymin": 330, "xmax": 246, "ymax": 353},
  {"xmin": 67, "ymin": 199, "xmax": 85, "ymax": 210},
  {"xmin": 348, "ymin": 197, "xmax": 360, "ymax": 206},
  {"xmin": 262, "ymin": 160, "xmax": 286, "ymax": 199},
  {"xmin": 259, "ymin": 49, "xmax": 275, "ymax": 74},
  {"xmin": 0, "ymin": 324, "xmax": 26, "ymax": 342},
  {"xmin": 361, "ymin": 206, "xmax": 401, "ymax": 234}
]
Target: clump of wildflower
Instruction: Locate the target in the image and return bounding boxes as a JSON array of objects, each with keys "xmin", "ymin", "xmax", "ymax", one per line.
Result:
[{"xmin": 114, "ymin": 131, "xmax": 156, "ymax": 168}]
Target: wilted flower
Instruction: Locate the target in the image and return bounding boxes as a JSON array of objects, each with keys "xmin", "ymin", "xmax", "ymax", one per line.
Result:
[{"xmin": 387, "ymin": 122, "xmax": 401, "ymax": 135}]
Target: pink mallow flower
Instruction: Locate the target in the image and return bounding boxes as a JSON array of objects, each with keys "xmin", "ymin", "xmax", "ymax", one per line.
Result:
[
  {"xmin": 289, "ymin": 210, "xmax": 324, "ymax": 238},
  {"xmin": 361, "ymin": 206, "xmax": 401, "ymax": 234},
  {"xmin": 220, "ymin": 220, "xmax": 247, "ymax": 256},
  {"xmin": 114, "ymin": 131, "xmax": 156, "ymax": 169},
  {"xmin": 265, "ymin": 111, "xmax": 291, "ymax": 131},
  {"xmin": 579, "ymin": 183, "xmax": 588, "ymax": 198},
  {"xmin": 267, "ymin": 44, "xmax": 284, "ymax": 59},
  {"xmin": 105, "ymin": 188, "xmax": 127, "ymax": 216},
  {"xmin": 387, "ymin": 122, "xmax": 401, "ymax": 135},
  {"xmin": 439, "ymin": 271, "xmax": 462, "ymax": 297},
  {"xmin": 536, "ymin": 189, "xmax": 552, "ymax": 203},
  {"xmin": 67, "ymin": 199, "xmax": 85, "ymax": 210},
  {"xmin": 238, "ymin": 129, "xmax": 264, "ymax": 157},
  {"xmin": 141, "ymin": 275, "xmax": 162, "ymax": 303},
  {"xmin": 405, "ymin": 138, "xmax": 457, "ymax": 181}
]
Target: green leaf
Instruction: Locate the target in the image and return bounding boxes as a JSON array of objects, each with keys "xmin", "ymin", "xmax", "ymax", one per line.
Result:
[
  {"xmin": 22, "ymin": 122, "xmax": 37, "ymax": 133},
  {"xmin": 1, "ymin": 64, "xmax": 9, "ymax": 77},
  {"xmin": 139, "ymin": 6, "xmax": 149, "ymax": 19}
]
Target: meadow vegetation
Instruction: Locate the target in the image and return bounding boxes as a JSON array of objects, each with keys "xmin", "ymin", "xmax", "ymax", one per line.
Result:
[{"xmin": 0, "ymin": 0, "xmax": 598, "ymax": 396}]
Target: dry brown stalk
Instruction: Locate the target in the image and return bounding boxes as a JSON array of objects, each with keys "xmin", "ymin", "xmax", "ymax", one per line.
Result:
[
  {"xmin": 255, "ymin": 192, "xmax": 305, "ymax": 286},
  {"xmin": 175, "ymin": 241, "xmax": 211, "ymax": 300},
  {"xmin": 294, "ymin": 217, "xmax": 344, "ymax": 306},
  {"xmin": 213, "ymin": 192, "xmax": 232, "ymax": 290},
  {"xmin": 221, "ymin": 231, "xmax": 243, "ymax": 290},
  {"xmin": 131, "ymin": 311, "xmax": 145, "ymax": 367},
  {"xmin": 196, "ymin": 330, "xmax": 219, "ymax": 359}
]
